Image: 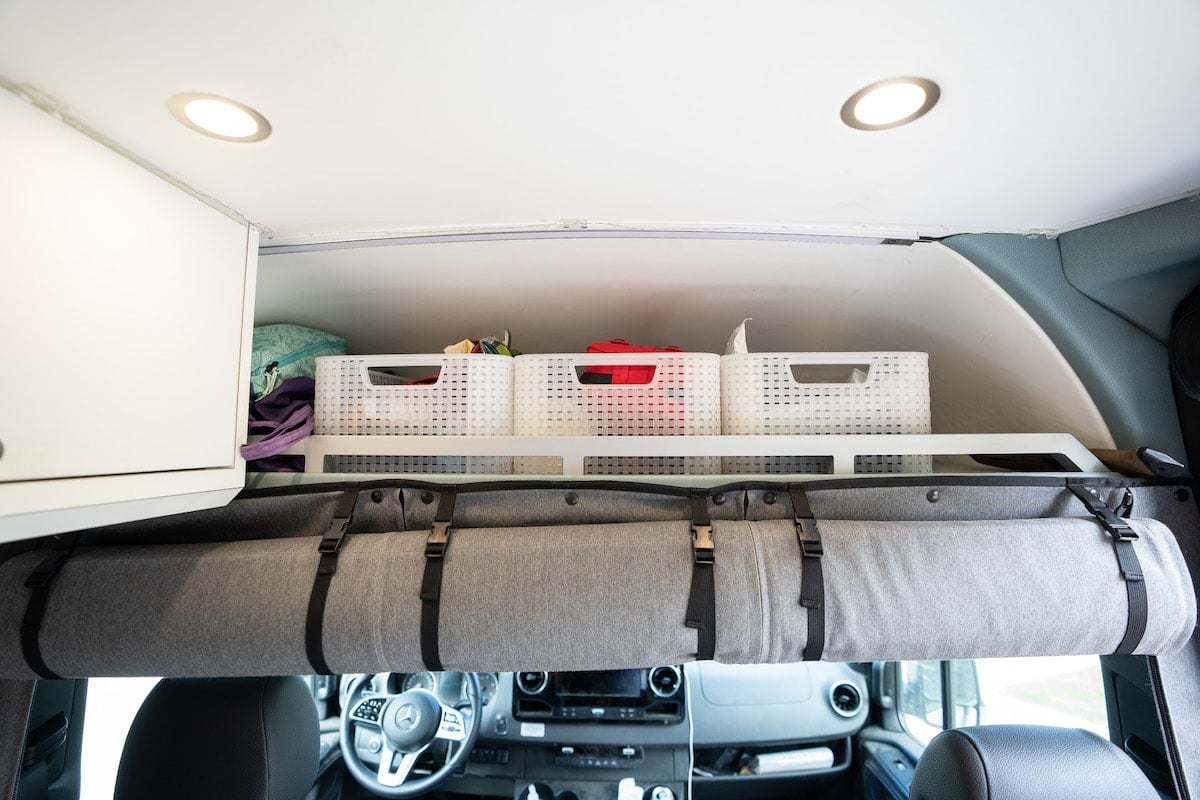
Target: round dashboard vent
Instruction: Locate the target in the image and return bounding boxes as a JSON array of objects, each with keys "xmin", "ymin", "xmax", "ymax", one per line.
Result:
[
  {"xmin": 829, "ymin": 682, "xmax": 863, "ymax": 717},
  {"xmin": 516, "ymin": 671, "xmax": 549, "ymax": 695},
  {"xmin": 649, "ymin": 666, "xmax": 682, "ymax": 698}
]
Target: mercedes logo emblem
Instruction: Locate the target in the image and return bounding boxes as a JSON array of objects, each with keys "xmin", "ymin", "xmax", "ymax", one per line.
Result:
[{"xmin": 394, "ymin": 703, "xmax": 419, "ymax": 731}]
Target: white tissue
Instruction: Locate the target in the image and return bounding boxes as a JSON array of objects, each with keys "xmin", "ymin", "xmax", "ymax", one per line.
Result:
[{"xmin": 726, "ymin": 318, "xmax": 752, "ymax": 354}]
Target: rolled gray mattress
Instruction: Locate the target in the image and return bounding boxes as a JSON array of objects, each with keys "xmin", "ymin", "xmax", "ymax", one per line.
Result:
[{"xmin": 0, "ymin": 516, "xmax": 1192, "ymax": 678}]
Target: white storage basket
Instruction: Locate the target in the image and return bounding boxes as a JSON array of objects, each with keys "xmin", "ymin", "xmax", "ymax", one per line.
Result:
[
  {"xmin": 721, "ymin": 352, "xmax": 931, "ymax": 474},
  {"xmin": 315, "ymin": 354, "xmax": 514, "ymax": 474},
  {"xmin": 514, "ymin": 352, "xmax": 721, "ymax": 474}
]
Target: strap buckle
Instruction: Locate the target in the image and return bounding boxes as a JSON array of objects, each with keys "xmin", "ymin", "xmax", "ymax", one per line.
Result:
[
  {"xmin": 691, "ymin": 524, "xmax": 715, "ymax": 564},
  {"xmin": 23, "ymin": 536, "xmax": 78, "ymax": 588},
  {"xmin": 319, "ymin": 516, "xmax": 352, "ymax": 554},
  {"xmin": 1109, "ymin": 519, "xmax": 1139, "ymax": 542},
  {"xmin": 318, "ymin": 490, "xmax": 359, "ymax": 554},
  {"xmin": 792, "ymin": 489, "xmax": 824, "ymax": 558},
  {"xmin": 797, "ymin": 526, "xmax": 824, "ymax": 558},
  {"xmin": 1070, "ymin": 485, "xmax": 1139, "ymax": 541},
  {"xmin": 426, "ymin": 520, "xmax": 451, "ymax": 559},
  {"xmin": 24, "ymin": 559, "xmax": 66, "ymax": 589}
]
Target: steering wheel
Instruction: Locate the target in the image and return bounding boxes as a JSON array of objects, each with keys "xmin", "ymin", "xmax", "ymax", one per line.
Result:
[{"xmin": 339, "ymin": 672, "xmax": 482, "ymax": 798}]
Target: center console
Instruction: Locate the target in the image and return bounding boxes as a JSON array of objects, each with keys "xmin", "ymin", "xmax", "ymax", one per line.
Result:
[{"xmin": 513, "ymin": 667, "xmax": 685, "ymax": 724}]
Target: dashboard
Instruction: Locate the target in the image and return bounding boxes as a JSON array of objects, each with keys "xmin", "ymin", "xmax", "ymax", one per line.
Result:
[{"xmin": 339, "ymin": 663, "xmax": 868, "ymax": 799}]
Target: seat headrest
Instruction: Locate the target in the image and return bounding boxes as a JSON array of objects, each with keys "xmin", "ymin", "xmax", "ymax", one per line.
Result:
[
  {"xmin": 115, "ymin": 676, "xmax": 319, "ymax": 800},
  {"xmin": 908, "ymin": 725, "xmax": 1160, "ymax": 800}
]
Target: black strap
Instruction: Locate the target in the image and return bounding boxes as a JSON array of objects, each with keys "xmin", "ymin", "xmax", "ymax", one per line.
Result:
[
  {"xmin": 420, "ymin": 491, "xmax": 457, "ymax": 671},
  {"xmin": 684, "ymin": 493, "xmax": 716, "ymax": 661},
  {"xmin": 304, "ymin": 490, "xmax": 359, "ymax": 675},
  {"xmin": 1070, "ymin": 485, "xmax": 1148, "ymax": 655},
  {"xmin": 790, "ymin": 487, "xmax": 825, "ymax": 662},
  {"xmin": 20, "ymin": 534, "xmax": 81, "ymax": 680}
]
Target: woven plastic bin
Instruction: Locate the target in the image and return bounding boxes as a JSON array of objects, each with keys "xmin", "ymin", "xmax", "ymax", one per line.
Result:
[
  {"xmin": 514, "ymin": 352, "xmax": 721, "ymax": 475},
  {"xmin": 721, "ymin": 352, "xmax": 931, "ymax": 474},
  {"xmin": 315, "ymin": 354, "xmax": 513, "ymax": 474}
]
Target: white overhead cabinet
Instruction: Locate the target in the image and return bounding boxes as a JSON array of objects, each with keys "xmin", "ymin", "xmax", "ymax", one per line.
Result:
[{"xmin": 0, "ymin": 90, "xmax": 256, "ymax": 540}]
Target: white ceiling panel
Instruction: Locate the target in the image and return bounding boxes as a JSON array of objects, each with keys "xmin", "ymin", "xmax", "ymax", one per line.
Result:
[{"xmin": 2, "ymin": 1, "xmax": 1198, "ymax": 241}]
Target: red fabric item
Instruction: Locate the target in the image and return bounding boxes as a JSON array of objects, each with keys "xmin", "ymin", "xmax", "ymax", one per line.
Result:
[{"xmin": 585, "ymin": 339, "xmax": 682, "ymax": 384}]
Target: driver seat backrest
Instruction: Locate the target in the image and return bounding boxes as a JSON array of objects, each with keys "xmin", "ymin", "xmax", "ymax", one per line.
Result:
[
  {"xmin": 114, "ymin": 676, "xmax": 319, "ymax": 800},
  {"xmin": 908, "ymin": 725, "xmax": 1161, "ymax": 800}
]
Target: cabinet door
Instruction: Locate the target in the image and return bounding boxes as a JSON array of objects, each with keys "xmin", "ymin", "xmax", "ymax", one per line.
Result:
[{"xmin": 0, "ymin": 90, "xmax": 252, "ymax": 483}]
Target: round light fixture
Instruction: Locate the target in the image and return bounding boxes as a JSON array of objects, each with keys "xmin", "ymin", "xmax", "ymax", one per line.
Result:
[
  {"xmin": 168, "ymin": 93, "xmax": 271, "ymax": 142},
  {"xmin": 840, "ymin": 77, "xmax": 940, "ymax": 131}
]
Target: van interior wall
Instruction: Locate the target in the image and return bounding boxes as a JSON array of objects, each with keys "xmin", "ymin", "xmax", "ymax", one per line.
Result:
[
  {"xmin": 1058, "ymin": 197, "xmax": 1200, "ymax": 345},
  {"xmin": 255, "ymin": 236, "xmax": 1114, "ymax": 449},
  {"xmin": 944, "ymin": 233, "xmax": 1184, "ymax": 458}
]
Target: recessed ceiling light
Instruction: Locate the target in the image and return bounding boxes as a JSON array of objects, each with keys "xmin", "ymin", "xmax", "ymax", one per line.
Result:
[
  {"xmin": 840, "ymin": 78, "xmax": 940, "ymax": 131},
  {"xmin": 168, "ymin": 93, "xmax": 271, "ymax": 142}
]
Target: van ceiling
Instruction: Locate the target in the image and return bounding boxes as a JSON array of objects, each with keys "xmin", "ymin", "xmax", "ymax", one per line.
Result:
[{"xmin": 2, "ymin": 1, "xmax": 1198, "ymax": 244}]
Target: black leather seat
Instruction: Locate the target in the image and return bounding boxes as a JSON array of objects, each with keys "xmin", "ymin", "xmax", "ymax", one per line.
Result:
[
  {"xmin": 114, "ymin": 676, "xmax": 319, "ymax": 800},
  {"xmin": 909, "ymin": 725, "xmax": 1160, "ymax": 800}
]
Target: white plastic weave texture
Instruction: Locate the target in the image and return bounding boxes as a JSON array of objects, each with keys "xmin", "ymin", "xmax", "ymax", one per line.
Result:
[
  {"xmin": 315, "ymin": 354, "xmax": 513, "ymax": 474},
  {"xmin": 721, "ymin": 352, "xmax": 931, "ymax": 474},
  {"xmin": 513, "ymin": 353, "xmax": 721, "ymax": 474}
]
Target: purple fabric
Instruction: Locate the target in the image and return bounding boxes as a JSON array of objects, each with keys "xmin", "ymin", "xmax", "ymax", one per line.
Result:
[{"xmin": 241, "ymin": 377, "xmax": 315, "ymax": 471}]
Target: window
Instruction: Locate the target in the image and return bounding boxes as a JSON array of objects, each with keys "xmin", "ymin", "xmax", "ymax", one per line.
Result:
[
  {"xmin": 898, "ymin": 655, "xmax": 1107, "ymax": 747},
  {"xmin": 80, "ymin": 677, "xmax": 160, "ymax": 800}
]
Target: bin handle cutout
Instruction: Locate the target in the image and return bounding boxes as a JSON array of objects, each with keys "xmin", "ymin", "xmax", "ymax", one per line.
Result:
[
  {"xmin": 788, "ymin": 363, "xmax": 874, "ymax": 385},
  {"xmin": 574, "ymin": 364, "xmax": 657, "ymax": 386},
  {"xmin": 357, "ymin": 358, "xmax": 446, "ymax": 388}
]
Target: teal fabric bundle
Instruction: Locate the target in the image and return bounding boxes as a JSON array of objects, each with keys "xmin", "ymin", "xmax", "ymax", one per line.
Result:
[{"xmin": 250, "ymin": 324, "xmax": 346, "ymax": 401}]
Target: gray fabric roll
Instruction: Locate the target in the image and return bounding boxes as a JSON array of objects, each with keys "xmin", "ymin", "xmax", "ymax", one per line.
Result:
[
  {"xmin": 76, "ymin": 490, "xmax": 406, "ymax": 545},
  {"xmin": 0, "ymin": 516, "xmax": 1191, "ymax": 678},
  {"xmin": 747, "ymin": 484, "xmax": 1102, "ymax": 522},
  {"xmin": 805, "ymin": 516, "xmax": 1195, "ymax": 661},
  {"xmin": 402, "ymin": 488, "xmax": 746, "ymax": 529}
]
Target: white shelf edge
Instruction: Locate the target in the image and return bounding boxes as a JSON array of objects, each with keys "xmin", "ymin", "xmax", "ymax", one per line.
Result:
[
  {"xmin": 281, "ymin": 433, "xmax": 1107, "ymax": 476},
  {"xmin": 0, "ymin": 467, "xmax": 245, "ymax": 543}
]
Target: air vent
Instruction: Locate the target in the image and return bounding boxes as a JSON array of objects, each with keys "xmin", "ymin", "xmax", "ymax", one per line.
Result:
[
  {"xmin": 649, "ymin": 666, "xmax": 682, "ymax": 698},
  {"xmin": 829, "ymin": 682, "xmax": 864, "ymax": 717},
  {"xmin": 516, "ymin": 671, "xmax": 549, "ymax": 695}
]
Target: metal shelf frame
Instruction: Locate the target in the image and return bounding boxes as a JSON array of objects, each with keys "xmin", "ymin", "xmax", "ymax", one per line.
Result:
[{"xmin": 282, "ymin": 433, "xmax": 1107, "ymax": 476}]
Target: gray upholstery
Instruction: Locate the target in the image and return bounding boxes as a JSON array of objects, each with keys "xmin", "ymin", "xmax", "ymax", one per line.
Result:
[
  {"xmin": 0, "ymin": 514, "xmax": 1192, "ymax": 677},
  {"xmin": 114, "ymin": 677, "xmax": 318, "ymax": 800},
  {"xmin": 909, "ymin": 725, "xmax": 1160, "ymax": 800},
  {"xmin": 814, "ymin": 516, "xmax": 1195, "ymax": 662}
]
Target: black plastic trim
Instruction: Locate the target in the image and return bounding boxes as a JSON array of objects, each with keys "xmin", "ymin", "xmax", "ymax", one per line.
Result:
[{"xmin": 237, "ymin": 474, "xmax": 1188, "ymax": 504}]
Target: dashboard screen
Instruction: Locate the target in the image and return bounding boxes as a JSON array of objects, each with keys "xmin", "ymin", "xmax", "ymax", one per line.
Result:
[{"xmin": 553, "ymin": 669, "xmax": 644, "ymax": 698}]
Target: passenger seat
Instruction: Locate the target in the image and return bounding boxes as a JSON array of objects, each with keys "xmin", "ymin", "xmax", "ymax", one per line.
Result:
[{"xmin": 908, "ymin": 725, "xmax": 1161, "ymax": 800}]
